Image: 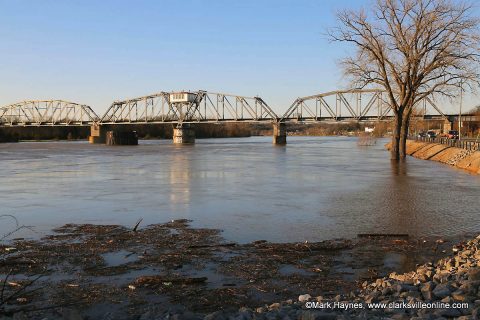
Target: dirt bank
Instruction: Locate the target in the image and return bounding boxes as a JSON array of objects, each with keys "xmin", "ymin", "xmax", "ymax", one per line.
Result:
[{"xmin": 386, "ymin": 140, "xmax": 480, "ymax": 174}]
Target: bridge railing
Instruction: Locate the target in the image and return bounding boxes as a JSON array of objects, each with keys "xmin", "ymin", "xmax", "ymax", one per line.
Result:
[{"xmin": 411, "ymin": 136, "xmax": 479, "ymax": 151}]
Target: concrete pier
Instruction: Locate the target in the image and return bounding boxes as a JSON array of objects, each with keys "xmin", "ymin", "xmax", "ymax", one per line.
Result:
[
  {"xmin": 89, "ymin": 125, "xmax": 138, "ymax": 145},
  {"xmin": 89, "ymin": 124, "xmax": 106, "ymax": 144},
  {"xmin": 273, "ymin": 122, "xmax": 286, "ymax": 145},
  {"xmin": 105, "ymin": 131, "xmax": 138, "ymax": 145},
  {"xmin": 173, "ymin": 124, "xmax": 195, "ymax": 144}
]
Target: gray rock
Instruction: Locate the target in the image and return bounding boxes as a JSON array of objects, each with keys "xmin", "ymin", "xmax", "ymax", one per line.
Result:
[
  {"xmin": 264, "ymin": 312, "xmax": 280, "ymax": 320},
  {"xmin": 451, "ymin": 290, "xmax": 468, "ymax": 302},
  {"xmin": 255, "ymin": 307, "xmax": 266, "ymax": 314},
  {"xmin": 395, "ymin": 284, "xmax": 416, "ymax": 293},
  {"xmin": 434, "ymin": 308, "xmax": 461, "ymax": 318},
  {"xmin": 205, "ymin": 311, "xmax": 227, "ymax": 320},
  {"xmin": 252, "ymin": 314, "xmax": 266, "ymax": 320},
  {"xmin": 432, "ymin": 283, "xmax": 451, "ymax": 299},
  {"xmin": 12, "ymin": 314, "xmax": 27, "ymax": 320},
  {"xmin": 299, "ymin": 294, "xmax": 312, "ymax": 302},
  {"xmin": 468, "ymin": 268, "xmax": 480, "ymax": 281},
  {"xmin": 61, "ymin": 309, "xmax": 83, "ymax": 320},
  {"xmin": 420, "ymin": 281, "xmax": 435, "ymax": 300},
  {"xmin": 299, "ymin": 311, "xmax": 336, "ymax": 320},
  {"xmin": 472, "ymin": 307, "xmax": 480, "ymax": 319},
  {"xmin": 268, "ymin": 303, "xmax": 281, "ymax": 310},
  {"xmin": 381, "ymin": 287, "xmax": 392, "ymax": 296},
  {"xmin": 235, "ymin": 312, "xmax": 253, "ymax": 320},
  {"xmin": 139, "ymin": 312, "xmax": 156, "ymax": 320}
]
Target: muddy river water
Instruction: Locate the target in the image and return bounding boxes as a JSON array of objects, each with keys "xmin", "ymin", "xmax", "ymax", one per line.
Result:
[{"xmin": 1, "ymin": 136, "xmax": 479, "ymax": 242}]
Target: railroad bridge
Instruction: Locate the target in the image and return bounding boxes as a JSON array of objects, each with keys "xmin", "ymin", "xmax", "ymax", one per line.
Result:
[{"xmin": 0, "ymin": 89, "xmax": 455, "ymax": 145}]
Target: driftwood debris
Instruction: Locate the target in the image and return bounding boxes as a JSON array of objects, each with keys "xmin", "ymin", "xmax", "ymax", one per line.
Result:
[
  {"xmin": 357, "ymin": 233, "xmax": 409, "ymax": 238},
  {"xmin": 133, "ymin": 276, "xmax": 208, "ymax": 288}
]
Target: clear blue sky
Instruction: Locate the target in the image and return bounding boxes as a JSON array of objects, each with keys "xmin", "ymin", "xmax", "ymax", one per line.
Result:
[{"xmin": 0, "ymin": 0, "xmax": 477, "ymax": 114}]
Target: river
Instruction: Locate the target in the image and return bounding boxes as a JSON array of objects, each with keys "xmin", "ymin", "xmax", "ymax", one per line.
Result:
[{"xmin": 0, "ymin": 136, "xmax": 479, "ymax": 243}]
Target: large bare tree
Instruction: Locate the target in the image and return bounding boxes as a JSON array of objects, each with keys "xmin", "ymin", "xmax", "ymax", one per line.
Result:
[{"xmin": 330, "ymin": 0, "xmax": 480, "ymax": 160}]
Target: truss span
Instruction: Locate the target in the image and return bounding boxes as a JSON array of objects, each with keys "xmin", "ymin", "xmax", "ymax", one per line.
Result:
[
  {"xmin": 99, "ymin": 90, "xmax": 279, "ymax": 124},
  {"xmin": 0, "ymin": 100, "xmax": 99, "ymax": 126},
  {"xmin": 281, "ymin": 89, "xmax": 447, "ymax": 122}
]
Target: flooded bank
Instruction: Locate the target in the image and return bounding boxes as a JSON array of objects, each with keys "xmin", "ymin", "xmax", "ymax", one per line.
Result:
[{"xmin": 0, "ymin": 220, "xmax": 467, "ymax": 319}]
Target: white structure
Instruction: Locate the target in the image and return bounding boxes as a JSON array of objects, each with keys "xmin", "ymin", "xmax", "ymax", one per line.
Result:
[
  {"xmin": 365, "ymin": 126, "xmax": 374, "ymax": 133},
  {"xmin": 169, "ymin": 92, "xmax": 197, "ymax": 103}
]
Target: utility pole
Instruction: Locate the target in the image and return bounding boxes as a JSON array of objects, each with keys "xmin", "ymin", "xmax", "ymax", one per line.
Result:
[{"xmin": 459, "ymin": 81, "xmax": 463, "ymax": 141}]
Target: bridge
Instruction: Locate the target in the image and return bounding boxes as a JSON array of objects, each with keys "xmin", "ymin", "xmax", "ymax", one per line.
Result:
[
  {"xmin": 0, "ymin": 100, "xmax": 99, "ymax": 126},
  {"xmin": 0, "ymin": 89, "xmax": 457, "ymax": 145}
]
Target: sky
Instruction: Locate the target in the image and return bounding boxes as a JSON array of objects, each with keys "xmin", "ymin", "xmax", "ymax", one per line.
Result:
[{"xmin": 0, "ymin": 0, "xmax": 478, "ymax": 115}]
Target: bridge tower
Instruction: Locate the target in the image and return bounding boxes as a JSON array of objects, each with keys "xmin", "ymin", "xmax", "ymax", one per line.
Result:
[{"xmin": 170, "ymin": 92, "xmax": 199, "ymax": 144}]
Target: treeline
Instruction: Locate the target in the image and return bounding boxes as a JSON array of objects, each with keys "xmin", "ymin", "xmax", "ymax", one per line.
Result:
[
  {"xmin": 0, "ymin": 128, "xmax": 19, "ymax": 142},
  {"xmin": 106, "ymin": 123, "xmax": 252, "ymax": 139},
  {"xmin": 286, "ymin": 122, "xmax": 367, "ymax": 136},
  {"xmin": 0, "ymin": 122, "xmax": 389, "ymax": 142},
  {"xmin": 0, "ymin": 123, "xmax": 252, "ymax": 141},
  {"xmin": 0, "ymin": 126, "xmax": 89, "ymax": 141}
]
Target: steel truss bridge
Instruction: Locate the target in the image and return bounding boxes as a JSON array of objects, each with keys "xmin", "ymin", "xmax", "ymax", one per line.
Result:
[
  {"xmin": 0, "ymin": 100, "xmax": 99, "ymax": 126},
  {"xmin": 100, "ymin": 91, "xmax": 277, "ymax": 124},
  {"xmin": 0, "ymin": 89, "xmax": 454, "ymax": 127}
]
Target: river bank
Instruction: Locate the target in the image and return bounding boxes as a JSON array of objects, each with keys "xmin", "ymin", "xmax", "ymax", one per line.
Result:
[
  {"xmin": 0, "ymin": 220, "xmax": 474, "ymax": 319},
  {"xmin": 0, "ymin": 122, "xmax": 380, "ymax": 143},
  {"xmin": 386, "ymin": 140, "xmax": 480, "ymax": 174}
]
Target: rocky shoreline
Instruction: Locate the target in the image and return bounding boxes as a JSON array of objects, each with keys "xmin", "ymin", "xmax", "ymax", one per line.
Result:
[{"xmin": 189, "ymin": 235, "xmax": 480, "ymax": 320}]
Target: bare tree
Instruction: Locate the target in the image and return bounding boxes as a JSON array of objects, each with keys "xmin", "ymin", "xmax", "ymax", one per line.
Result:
[{"xmin": 329, "ymin": 0, "xmax": 480, "ymax": 160}]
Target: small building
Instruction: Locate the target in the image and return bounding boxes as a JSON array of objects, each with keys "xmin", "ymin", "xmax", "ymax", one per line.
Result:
[
  {"xmin": 365, "ymin": 126, "xmax": 374, "ymax": 133},
  {"xmin": 169, "ymin": 92, "xmax": 197, "ymax": 104}
]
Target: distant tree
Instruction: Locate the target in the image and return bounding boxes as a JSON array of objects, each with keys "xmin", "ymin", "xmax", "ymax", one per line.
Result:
[
  {"xmin": 329, "ymin": 0, "xmax": 480, "ymax": 160},
  {"xmin": 467, "ymin": 105, "xmax": 480, "ymax": 115}
]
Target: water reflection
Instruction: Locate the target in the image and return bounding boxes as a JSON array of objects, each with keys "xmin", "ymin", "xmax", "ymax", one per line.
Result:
[
  {"xmin": 169, "ymin": 149, "xmax": 192, "ymax": 207},
  {"xmin": 382, "ymin": 160, "xmax": 420, "ymax": 236},
  {"xmin": 390, "ymin": 159, "xmax": 408, "ymax": 176}
]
